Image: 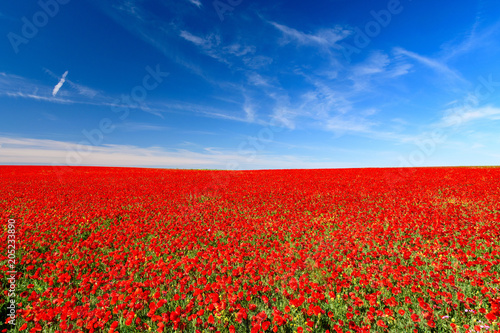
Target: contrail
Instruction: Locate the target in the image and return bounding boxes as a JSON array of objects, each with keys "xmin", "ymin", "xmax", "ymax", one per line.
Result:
[{"xmin": 52, "ymin": 71, "xmax": 68, "ymax": 96}]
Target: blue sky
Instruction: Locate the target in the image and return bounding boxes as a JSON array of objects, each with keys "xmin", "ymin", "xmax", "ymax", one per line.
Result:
[{"xmin": 1, "ymin": 0, "xmax": 500, "ymax": 169}]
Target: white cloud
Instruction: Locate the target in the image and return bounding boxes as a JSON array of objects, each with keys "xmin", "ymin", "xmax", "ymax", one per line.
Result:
[
  {"xmin": 352, "ymin": 52, "xmax": 390, "ymax": 76},
  {"xmin": 95, "ymin": 1, "xmax": 211, "ymax": 79},
  {"xmin": 243, "ymin": 56, "xmax": 273, "ymax": 69},
  {"xmin": 44, "ymin": 68, "xmax": 99, "ymax": 98},
  {"xmin": 180, "ymin": 30, "xmax": 207, "ymax": 47},
  {"xmin": 388, "ymin": 63, "xmax": 412, "ymax": 78},
  {"xmin": 180, "ymin": 30, "xmax": 260, "ymax": 68},
  {"xmin": 442, "ymin": 20, "xmax": 500, "ymax": 61},
  {"xmin": 0, "ymin": 136, "xmax": 355, "ymax": 169},
  {"xmin": 66, "ymin": 81, "xmax": 99, "ymax": 98},
  {"xmin": 272, "ymin": 107, "xmax": 295, "ymax": 129},
  {"xmin": 157, "ymin": 100, "xmax": 257, "ymax": 124},
  {"xmin": 179, "ymin": 30, "xmax": 233, "ymax": 64},
  {"xmin": 393, "ymin": 47, "xmax": 466, "ymax": 84},
  {"xmin": 0, "ymin": 72, "xmax": 166, "ymax": 116},
  {"xmin": 224, "ymin": 43, "xmax": 255, "ymax": 56},
  {"xmin": 187, "ymin": 0, "xmax": 202, "ymax": 8},
  {"xmin": 440, "ymin": 105, "xmax": 500, "ymax": 127},
  {"xmin": 5, "ymin": 91, "xmax": 73, "ymax": 104},
  {"xmin": 52, "ymin": 71, "xmax": 68, "ymax": 97},
  {"xmin": 269, "ymin": 21, "xmax": 351, "ymax": 48},
  {"xmin": 351, "ymin": 52, "xmax": 390, "ymax": 80},
  {"xmin": 325, "ymin": 116, "xmax": 375, "ymax": 134},
  {"xmin": 247, "ymin": 72, "xmax": 271, "ymax": 87},
  {"xmin": 243, "ymin": 100, "xmax": 256, "ymax": 122},
  {"xmin": 298, "ymin": 76, "xmax": 353, "ymax": 116},
  {"xmin": 113, "ymin": 1, "xmax": 143, "ymax": 19},
  {"xmin": 346, "ymin": 52, "xmax": 411, "ymax": 90}
]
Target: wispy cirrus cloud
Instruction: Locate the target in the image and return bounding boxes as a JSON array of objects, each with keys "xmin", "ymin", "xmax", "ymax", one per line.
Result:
[
  {"xmin": 243, "ymin": 55, "xmax": 273, "ymax": 69},
  {"xmin": 1, "ymin": 72, "xmax": 71, "ymax": 103},
  {"xmin": 0, "ymin": 136, "xmax": 355, "ymax": 169},
  {"xmin": 268, "ymin": 21, "xmax": 351, "ymax": 49},
  {"xmin": 90, "ymin": 0, "xmax": 210, "ymax": 79},
  {"xmin": 45, "ymin": 68, "xmax": 100, "ymax": 98},
  {"xmin": 441, "ymin": 20, "xmax": 500, "ymax": 61},
  {"xmin": 113, "ymin": 0, "xmax": 143, "ymax": 18},
  {"xmin": 346, "ymin": 51, "xmax": 412, "ymax": 91},
  {"xmin": 439, "ymin": 105, "xmax": 500, "ymax": 127},
  {"xmin": 180, "ymin": 30, "xmax": 259, "ymax": 67},
  {"xmin": 179, "ymin": 30, "xmax": 226, "ymax": 63},
  {"xmin": 179, "ymin": 30, "xmax": 209, "ymax": 47},
  {"xmin": 186, "ymin": 0, "xmax": 202, "ymax": 8},
  {"xmin": 393, "ymin": 47, "xmax": 468, "ymax": 86},
  {"xmin": 0, "ymin": 72, "xmax": 159, "ymax": 113},
  {"xmin": 242, "ymin": 97, "xmax": 256, "ymax": 122},
  {"xmin": 90, "ymin": 1, "xmax": 396, "ymax": 134},
  {"xmin": 224, "ymin": 43, "xmax": 255, "ymax": 57},
  {"xmin": 1, "ymin": 71, "xmax": 264, "ymax": 125},
  {"xmin": 351, "ymin": 52, "xmax": 390, "ymax": 77},
  {"xmin": 324, "ymin": 115, "xmax": 376, "ymax": 134},
  {"xmin": 246, "ymin": 72, "xmax": 272, "ymax": 87},
  {"xmin": 4, "ymin": 91, "xmax": 73, "ymax": 104}
]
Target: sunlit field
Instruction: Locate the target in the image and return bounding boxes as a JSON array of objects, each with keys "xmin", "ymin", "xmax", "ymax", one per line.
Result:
[{"xmin": 1, "ymin": 166, "xmax": 499, "ymax": 333}]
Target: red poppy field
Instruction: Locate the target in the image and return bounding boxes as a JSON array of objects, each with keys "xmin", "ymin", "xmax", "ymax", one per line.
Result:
[{"xmin": 1, "ymin": 166, "xmax": 500, "ymax": 333}]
